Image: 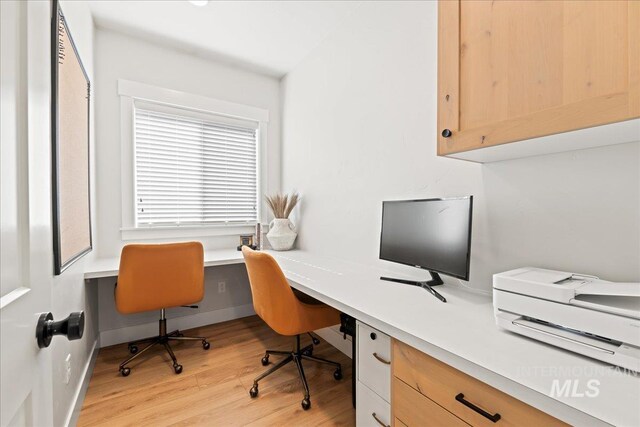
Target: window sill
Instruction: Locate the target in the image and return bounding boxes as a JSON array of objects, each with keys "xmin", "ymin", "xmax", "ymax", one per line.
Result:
[{"xmin": 120, "ymin": 224, "xmax": 256, "ymax": 241}]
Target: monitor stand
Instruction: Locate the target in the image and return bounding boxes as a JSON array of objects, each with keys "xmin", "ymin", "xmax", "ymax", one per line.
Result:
[
  {"xmin": 380, "ymin": 272, "xmax": 447, "ymax": 303},
  {"xmin": 380, "ymin": 271, "xmax": 444, "ymax": 288}
]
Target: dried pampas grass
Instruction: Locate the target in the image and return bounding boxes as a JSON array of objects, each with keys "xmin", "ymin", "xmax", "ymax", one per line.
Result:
[{"xmin": 265, "ymin": 192, "xmax": 299, "ymax": 219}]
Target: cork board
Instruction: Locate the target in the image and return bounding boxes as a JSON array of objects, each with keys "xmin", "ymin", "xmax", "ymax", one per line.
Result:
[{"xmin": 52, "ymin": 1, "xmax": 92, "ymax": 275}]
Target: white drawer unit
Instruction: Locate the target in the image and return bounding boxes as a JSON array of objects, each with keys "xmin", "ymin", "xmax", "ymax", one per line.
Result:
[
  {"xmin": 357, "ymin": 321, "xmax": 391, "ymax": 402},
  {"xmin": 356, "ymin": 381, "xmax": 391, "ymax": 427}
]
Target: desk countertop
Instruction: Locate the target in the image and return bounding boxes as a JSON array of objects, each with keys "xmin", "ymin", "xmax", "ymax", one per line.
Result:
[
  {"xmin": 85, "ymin": 249, "xmax": 639, "ymax": 425},
  {"xmin": 269, "ymin": 251, "xmax": 638, "ymax": 427},
  {"xmin": 84, "ymin": 249, "xmax": 244, "ymax": 279}
]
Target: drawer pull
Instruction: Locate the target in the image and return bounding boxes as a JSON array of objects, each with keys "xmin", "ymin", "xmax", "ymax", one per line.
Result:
[
  {"xmin": 372, "ymin": 352, "xmax": 390, "ymax": 365},
  {"xmin": 455, "ymin": 393, "xmax": 501, "ymax": 423},
  {"xmin": 371, "ymin": 412, "xmax": 390, "ymax": 427}
]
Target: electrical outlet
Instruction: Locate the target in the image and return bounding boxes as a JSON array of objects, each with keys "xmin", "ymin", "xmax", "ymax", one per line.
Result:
[
  {"xmin": 64, "ymin": 354, "xmax": 71, "ymax": 385},
  {"xmin": 218, "ymin": 281, "xmax": 226, "ymax": 293}
]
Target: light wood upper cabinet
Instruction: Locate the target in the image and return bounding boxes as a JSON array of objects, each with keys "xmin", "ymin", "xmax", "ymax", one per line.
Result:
[{"xmin": 437, "ymin": 0, "xmax": 640, "ymax": 158}]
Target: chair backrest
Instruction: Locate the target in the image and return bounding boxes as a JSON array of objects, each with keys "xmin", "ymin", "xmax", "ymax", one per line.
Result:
[
  {"xmin": 116, "ymin": 242, "xmax": 204, "ymax": 314},
  {"xmin": 242, "ymin": 247, "xmax": 300, "ymax": 334}
]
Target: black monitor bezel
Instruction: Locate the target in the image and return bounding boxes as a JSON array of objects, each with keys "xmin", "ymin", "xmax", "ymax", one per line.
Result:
[{"xmin": 379, "ymin": 196, "xmax": 473, "ymax": 281}]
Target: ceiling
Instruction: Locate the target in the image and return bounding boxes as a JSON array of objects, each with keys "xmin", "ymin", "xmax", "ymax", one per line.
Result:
[{"xmin": 88, "ymin": 0, "xmax": 361, "ymax": 77}]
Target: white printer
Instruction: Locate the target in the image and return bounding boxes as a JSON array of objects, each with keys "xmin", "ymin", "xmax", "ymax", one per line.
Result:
[{"xmin": 493, "ymin": 267, "xmax": 640, "ymax": 372}]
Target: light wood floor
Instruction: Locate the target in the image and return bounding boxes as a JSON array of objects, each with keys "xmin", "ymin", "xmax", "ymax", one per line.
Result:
[{"xmin": 78, "ymin": 316, "xmax": 354, "ymax": 427}]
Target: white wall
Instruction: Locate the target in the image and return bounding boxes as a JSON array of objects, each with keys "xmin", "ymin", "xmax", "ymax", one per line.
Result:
[
  {"xmin": 94, "ymin": 27, "xmax": 281, "ymax": 258},
  {"xmin": 50, "ymin": 2, "xmax": 100, "ymax": 426},
  {"xmin": 93, "ymin": 28, "xmax": 281, "ymax": 344},
  {"xmin": 280, "ymin": 1, "xmax": 640, "ymax": 291}
]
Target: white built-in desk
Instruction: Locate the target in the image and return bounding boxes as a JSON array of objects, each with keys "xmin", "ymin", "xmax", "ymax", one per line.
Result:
[
  {"xmin": 84, "ymin": 249, "xmax": 244, "ymax": 280},
  {"xmin": 84, "ymin": 250, "xmax": 639, "ymax": 426}
]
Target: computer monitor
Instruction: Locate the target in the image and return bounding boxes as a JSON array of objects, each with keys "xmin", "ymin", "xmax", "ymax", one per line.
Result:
[{"xmin": 379, "ymin": 196, "xmax": 473, "ymax": 284}]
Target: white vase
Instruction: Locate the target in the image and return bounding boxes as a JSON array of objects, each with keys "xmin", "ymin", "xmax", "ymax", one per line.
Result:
[{"xmin": 267, "ymin": 218, "xmax": 297, "ymax": 251}]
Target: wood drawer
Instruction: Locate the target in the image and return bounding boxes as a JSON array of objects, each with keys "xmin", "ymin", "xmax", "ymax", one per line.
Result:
[
  {"xmin": 358, "ymin": 322, "xmax": 391, "ymax": 402},
  {"xmin": 392, "ymin": 340, "xmax": 567, "ymax": 427},
  {"xmin": 394, "ymin": 378, "xmax": 469, "ymax": 427}
]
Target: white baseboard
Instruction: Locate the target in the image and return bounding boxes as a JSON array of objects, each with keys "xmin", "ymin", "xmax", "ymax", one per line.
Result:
[
  {"xmin": 99, "ymin": 304, "xmax": 256, "ymax": 347},
  {"xmin": 315, "ymin": 325, "xmax": 352, "ymax": 358},
  {"xmin": 66, "ymin": 338, "xmax": 100, "ymax": 427}
]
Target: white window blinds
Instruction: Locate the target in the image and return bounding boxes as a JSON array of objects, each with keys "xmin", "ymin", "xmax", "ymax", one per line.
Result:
[{"xmin": 134, "ymin": 105, "xmax": 258, "ymax": 227}]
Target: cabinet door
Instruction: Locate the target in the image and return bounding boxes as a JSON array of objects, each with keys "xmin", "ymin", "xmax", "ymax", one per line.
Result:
[{"xmin": 437, "ymin": 0, "xmax": 640, "ymax": 156}]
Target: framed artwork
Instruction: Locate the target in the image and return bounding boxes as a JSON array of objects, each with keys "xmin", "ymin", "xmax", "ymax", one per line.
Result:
[{"xmin": 51, "ymin": 0, "xmax": 92, "ymax": 275}]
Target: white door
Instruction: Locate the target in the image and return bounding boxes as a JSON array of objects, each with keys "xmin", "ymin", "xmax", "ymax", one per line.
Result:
[{"xmin": 1, "ymin": 1, "xmax": 55, "ymax": 425}]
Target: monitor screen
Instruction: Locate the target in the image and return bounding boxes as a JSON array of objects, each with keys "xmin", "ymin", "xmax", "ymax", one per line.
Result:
[{"xmin": 379, "ymin": 196, "xmax": 473, "ymax": 280}]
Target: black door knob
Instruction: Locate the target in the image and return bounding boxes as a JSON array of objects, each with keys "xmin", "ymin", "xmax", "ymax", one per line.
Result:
[
  {"xmin": 36, "ymin": 311, "xmax": 84, "ymax": 348},
  {"xmin": 441, "ymin": 129, "xmax": 452, "ymax": 138}
]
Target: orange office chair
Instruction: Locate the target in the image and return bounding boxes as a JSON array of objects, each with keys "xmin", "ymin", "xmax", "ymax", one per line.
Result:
[
  {"xmin": 115, "ymin": 242, "xmax": 210, "ymax": 376},
  {"xmin": 242, "ymin": 247, "xmax": 342, "ymax": 410}
]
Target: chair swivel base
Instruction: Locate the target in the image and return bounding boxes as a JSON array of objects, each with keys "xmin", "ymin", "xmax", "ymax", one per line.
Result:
[
  {"xmin": 119, "ymin": 316, "xmax": 209, "ymax": 376},
  {"xmin": 248, "ymin": 334, "xmax": 342, "ymax": 410}
]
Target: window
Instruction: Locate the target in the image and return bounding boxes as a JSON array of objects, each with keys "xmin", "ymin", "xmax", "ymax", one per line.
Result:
[
  {"xmin": 134, "ymin": 104, "xmax": 258, "ymax": 227},
  {"xmin": 118, "ymin": 79, "xmax": 269, "ymax": 240}
]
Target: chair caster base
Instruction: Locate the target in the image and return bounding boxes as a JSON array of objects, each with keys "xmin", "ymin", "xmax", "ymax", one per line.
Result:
[
  {"xmin": 117, "ymin": 315, "xmax": 209, "ymax": 378},
  {"xmin": 301, "ymin": 397, "xmax": 311, "ymax": 410},
  {"xmin": 251, "ymin": 335, "xmax": 341, "ymax": 411}
]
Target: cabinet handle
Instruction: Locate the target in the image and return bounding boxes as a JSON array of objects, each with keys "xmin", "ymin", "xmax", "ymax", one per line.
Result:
[
  {"xmin": 455, "ymin": 393, "xmax": 501, "ymax": 423},
  {"xmin": 441, "ymin": 128, "xmax": 452, "ymax": 138},
  {"xmin": 371, "ymin": 412, "xmax": 390, "ymax": 427},
  {"xmin": 372, "ymin": 352, "xmax": 391, "ymax": 365}
]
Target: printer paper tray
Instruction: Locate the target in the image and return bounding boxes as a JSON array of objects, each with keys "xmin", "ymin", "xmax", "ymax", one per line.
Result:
[
  {"xmin": 511, "ymin": 318, "xmax": 618, "ymax": 355},
  {"xmin": 495, "ymin": 312, "xmax": 640, "ymax": 372},
  {"xmin": 493, "ymin": 289, "xmax": 640, "ymax": 345}
]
